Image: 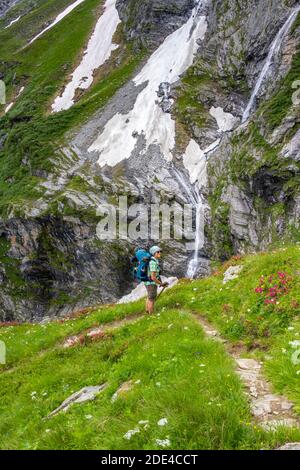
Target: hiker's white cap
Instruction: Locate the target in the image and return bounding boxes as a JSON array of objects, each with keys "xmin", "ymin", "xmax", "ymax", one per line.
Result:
[{"xmin": 150, "ymin": 246, "xmax": 162, "ymax": 256}]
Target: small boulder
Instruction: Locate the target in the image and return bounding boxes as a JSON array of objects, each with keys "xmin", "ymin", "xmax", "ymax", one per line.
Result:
[
  {"xmin": 47, "ymin": 384, "xmax": 107, "ymax": 418},
  {"xmin": 223, "ymin": 265, "xmax": 243, "ymax": 284},
  {"xmin": 277, "ymin": 442, "xmax": 300, "ymax": 450},
  {"xmin": 111, "ymin": 380, "xmax": 135, "ymax": 403}
]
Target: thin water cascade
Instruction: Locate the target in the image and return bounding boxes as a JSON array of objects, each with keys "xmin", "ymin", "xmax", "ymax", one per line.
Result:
[
  {"xmin": 186, "ymin": 200, "xmax": 204, "ymax": 278},
  {"xmin": 242, "ymin": 5, "xmax": 300, "ymax": 123},
  {"xmin": 172, "ymin": 166, "xmax": 205, "ymax": 279}
]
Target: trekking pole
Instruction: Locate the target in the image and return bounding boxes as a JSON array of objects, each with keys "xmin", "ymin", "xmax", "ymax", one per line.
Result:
[{"xmin": 157, "ymin": 286, "xmax": 167, "ymax": 300}]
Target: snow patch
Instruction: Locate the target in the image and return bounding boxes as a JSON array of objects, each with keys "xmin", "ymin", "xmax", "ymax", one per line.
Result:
[
  {"xmin": 181, "ymin": 138, "xmax": 220, "ymax": 185},
  {"xmin": 118, "ymin": 277, "xmax": 178, "ymax": 304},
  {"xmin": 205, "ymin": 138, "xmax": 221, "ymax": 155},
  {"xmin": 17, "ymin": 86, "xmax": 25, "ymax": 97},
  {"xmin": 88, "ymin": 2, "xmax": 208, "ymax": 166},
  {"xmin": 5, "ymin": 16, "xmax": 21, "ymax": 29},
  {"xmin": 209, "ymin": 106, "xmax": 238, "ymax": 132},
  {"xmin": 5, "ymin": 102, "xmax": 14, "ymax": 113},
  {"xmin": 52, "ymin": 0, "xmax": 121, "ymax": 112},
  {"xmin": 182, "ymin": 139, "xmax": 207, "ymax": 185},
  {"xmin": 28, "ymin": 0, "xmax": 85, "ymax": 46}
]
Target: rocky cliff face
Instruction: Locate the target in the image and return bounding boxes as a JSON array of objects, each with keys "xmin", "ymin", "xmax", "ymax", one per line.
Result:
[
  {"xmin": 0, "ymin": 0, "xmax": 21, "ymax": 18},
  {"xmin": 0, "ymin": 216, "xmax": 133, "ymax": 321},
  {"xmin": 202, "ymin": 0, "xmax": 300, "ymax": 257},
  {"xmin": 116, "ymin": 0, "xmax": 196, "ymax": 48},
  {"xmin": 0, "ymin": 0, "xmax": 299, "ymax": 321}
]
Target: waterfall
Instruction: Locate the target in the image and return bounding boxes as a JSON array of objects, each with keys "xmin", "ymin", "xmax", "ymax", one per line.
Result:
[
  {"xmin": 186, "ymin": 200, "xmax": 204, "ymax": 278},
  {"xmin": 242, "ymin": 5, "xmax": 300, "ymax": 123},
  {"xmin": 172, "ymin": 167, "xmax": 205, "ymax": 279}
]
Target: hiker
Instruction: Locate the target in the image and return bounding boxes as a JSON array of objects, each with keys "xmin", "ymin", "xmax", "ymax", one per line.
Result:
[
  {"xmin": 131, "ymin": 246, "xmax": 169, "ymax": 314},
  {"xmin": 145, "ymin": 246, "xmax": 169, "ymax": 314}
]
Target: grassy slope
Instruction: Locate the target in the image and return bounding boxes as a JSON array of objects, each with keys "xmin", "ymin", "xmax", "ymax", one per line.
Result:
[
  {"xmin": 159, "ymin": 244, "xmax": 300, "ymax": 413},
  {"xmin": 0, "ymin": 0, "xmax": 144, "ymax": 216},
  {"xmin": 1, "ymin": 245, "xmax": 300, "ymax": 449}
]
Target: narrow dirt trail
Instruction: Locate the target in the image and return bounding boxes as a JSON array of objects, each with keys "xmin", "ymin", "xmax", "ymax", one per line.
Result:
[
  {"xmin": 0, "ymin": 312, "xmax": 146, "ymax": 375},
  {"xmin": 193, "ymin": 313, "xmax": 300, "ymax": 432},
  {"xmin": 62, "ymin": 313, "xmax": 146, "ymax": 348}
]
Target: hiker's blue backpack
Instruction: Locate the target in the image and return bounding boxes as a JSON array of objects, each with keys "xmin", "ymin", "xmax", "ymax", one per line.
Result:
[{"xmin": 131, "ymin": 249, "xmax": 152, "ymax": 283}]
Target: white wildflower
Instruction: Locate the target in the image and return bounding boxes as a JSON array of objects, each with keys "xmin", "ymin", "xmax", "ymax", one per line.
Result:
[
  {"xmin": 124, "ymin": 428, "xmax": 140, "ymax": 440},
  {"xmin": 158, "ymin": 418, "xmax": 168, "ymax": 427},
  {"xmin": 155, "ymin": 438, "xmax": 171, "ymax": 448}
]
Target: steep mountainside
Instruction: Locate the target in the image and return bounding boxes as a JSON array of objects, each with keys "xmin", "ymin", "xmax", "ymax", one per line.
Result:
[{"xmin": 0, "ymin": 0, "xmax": 299, "ymax": 320}]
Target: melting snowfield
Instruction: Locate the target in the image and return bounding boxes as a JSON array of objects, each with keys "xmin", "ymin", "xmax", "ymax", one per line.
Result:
[
  {"xmin": 28, "ymin": 0, "xmax": 85, "ymax": 46},
  {"xmin": 52, "ymin": 0, "xmax": 120, "ymax": 112},
  {"xmin": 88, "ymin": 2, "xmax": 208, "ymax": 167}
]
